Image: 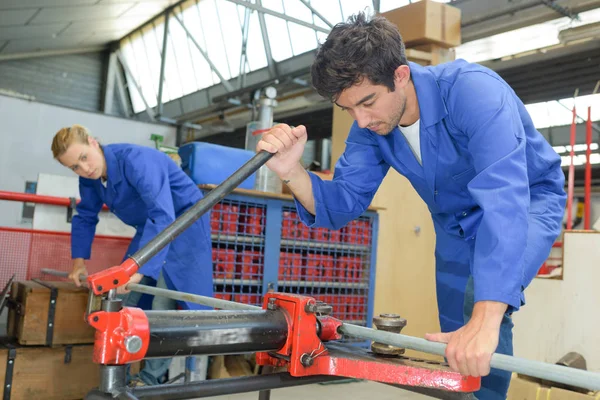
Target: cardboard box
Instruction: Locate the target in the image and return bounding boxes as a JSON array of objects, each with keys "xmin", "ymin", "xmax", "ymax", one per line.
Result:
[
  {"xmin": 413, "ymin": 44, "xmax": 456, "ymax": 66},
  {"xmin": 382, "ymin": 0, "xmax": 461, "ymax": 48},
  {"xmin": 7, "ymin": 280, "xmax": 96, "ymax": 346},
  {"xmin": 508, "ymin": 374, "xmax": 599, "ymax": 400}
]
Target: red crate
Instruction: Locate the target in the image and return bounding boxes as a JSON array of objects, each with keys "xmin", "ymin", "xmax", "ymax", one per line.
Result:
[
  {"xmin": 212, "ymin": 248, "xmax": 236, "ymax": 279},
  {"xmin": 239, "ymin": 206, "xmax": 264, "ymax": 235},
  {"xmin": 238, "ymin": 250, "xmax": 263, "ymax": 280},
  {"xmin": 346, "ymin": 296, "xmax": 366, "ymax": 320},
  {"xmin": 236, "ymin": 294, "xmax": 261, "ymax": 305},
  {"xmin": 282, "ymin": 211, "xmax": 310, "ymax": 240},
  {"xmin": 336, "ymin": 256, "xmax": 363, "ymax": 282},
  {"xmin": 312, "ymin": 228, "xmax": 341, "ymax": 243},
  {"xmin": 211, "ymin": 203, "xmax": 239, "ymax": 234},
  {"xmin": 215, "ymin": 293, "xmax": 232, "ymax": 301},
  {"xmin": 331, "ymin": 295, "xmax": 347, "ymax": 320},
  {"xmin": 304, "ymin": 253, "xmax": 334, "ymax": 281},
  {"xmin": 341, "ymin": 220, "xmax": 371, "ymax": 245},
  {"xmin": 279, "ymin": 252, "xmax": 302, "ymax": 280}
]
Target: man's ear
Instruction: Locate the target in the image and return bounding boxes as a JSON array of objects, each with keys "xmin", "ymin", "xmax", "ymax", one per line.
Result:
[{"xmin": 394, "ymin": 65, "xmax": 411, "ymax": 89}]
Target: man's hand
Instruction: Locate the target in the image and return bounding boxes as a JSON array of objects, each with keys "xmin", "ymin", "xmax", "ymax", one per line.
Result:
[
  {"xmin": 425, "ymin": 301, "xmax": 507, "ymax": 377},
  {"xmin": 116, "ymin": 273, "xmax": 144, "ymax": 295},
  {"xmin": 69, "ymin": 258, "xmax": 88, "ymax": 287},
  {"xmin": 256, "ymin": 124, "xmax": 307, "ymax": 180}
]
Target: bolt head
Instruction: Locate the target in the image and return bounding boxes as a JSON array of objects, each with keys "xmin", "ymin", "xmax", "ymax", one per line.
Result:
[
  {"xmin": 300, "ymin": 353, "xmax": 314, "ymax": 367},
  {"xmin": 124, "ymin": 335, "xmax": 143, "ymax": 354}
]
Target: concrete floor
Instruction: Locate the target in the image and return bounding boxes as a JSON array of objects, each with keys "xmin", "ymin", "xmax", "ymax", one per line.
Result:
[{"xmin": 209, "ymin": 380, "xmax": 430, "ymax": 400}]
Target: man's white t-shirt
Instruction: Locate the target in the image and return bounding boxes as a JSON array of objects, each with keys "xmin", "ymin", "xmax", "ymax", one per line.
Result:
[{"xmin": 398, "ymin": 119, "xmax": 422, "ymax": 165}]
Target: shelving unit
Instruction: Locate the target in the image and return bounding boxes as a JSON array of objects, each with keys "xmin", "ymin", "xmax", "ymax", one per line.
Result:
[{"xmin": 204, "ymin": 188, "xmax": 379, "ymax": 338}]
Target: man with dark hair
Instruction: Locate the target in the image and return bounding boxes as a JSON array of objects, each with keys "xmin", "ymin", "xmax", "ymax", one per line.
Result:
[{"xmin": 257, "ymin": 12, "xmax": 565, "ymax": 399}]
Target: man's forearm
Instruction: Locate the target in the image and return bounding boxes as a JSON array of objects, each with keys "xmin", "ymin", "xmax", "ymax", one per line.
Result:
[
  {"xmin": 282, "ymin": 164, "xmax": 316, "ymax": 215},
  {"xmin": 472, "ymin": 300, "xmax": 508, "ymax": 328}
]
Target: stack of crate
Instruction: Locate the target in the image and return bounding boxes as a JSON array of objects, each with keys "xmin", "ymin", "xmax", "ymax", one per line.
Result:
[
  {"xmin": 2, "ymin": 280, "xmax": 102, "ymax": 399},
  {"xmin": 278, "ymin": 210, "xmax": 371, "ymax": 324},
  {"xmin": 382, "ymin": 0, "xmax": 462, "ymax": 66}
]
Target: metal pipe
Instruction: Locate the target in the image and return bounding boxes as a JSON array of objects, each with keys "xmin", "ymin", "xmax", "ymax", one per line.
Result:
[
  {"xmin": 129, "ymin": 151, "xmax": 273, "ymax": 269},
  {"xmin": 298, "ymin": 0, "xmax": 334, "ymax": 28},
  {"xmin": 41, "ymin": 268, "xmax": 261, "ymax": 311},
  {"xmin": 0, "ymin": 190, "xmax": 109, "ymax": 210},
  {"xmin": 144, "ymin": 309, "xmax": 288, "ymax": 358},
  {"xmin": 172, "ymin": 13, "xmax": 234, "ymax": 92},
  {"xmin": 339, "ymin": 323, "xmax": 600, "ymax": 391},
  {"xmin": 130, "ymin": 282, "xmax": 261, "ymax": 311},
  {"xmin": 225, "ymin": 0, "xmax": 330, "ymax": 34},
  {"xmin": 156, "ymin": 9, "xmax": 170, "ymax": 117},
  {"xmin": 99, "ymin": 365, "xmax": 127, "ymax": 395},
  {"xmin": 131, "ymin": 373, "xmax": 345, "ymax": 399}
]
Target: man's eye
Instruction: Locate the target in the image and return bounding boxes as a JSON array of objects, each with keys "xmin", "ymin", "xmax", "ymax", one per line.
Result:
[{"xmin": 364, "ymin": 102, "xmax": 374, "ymax": 107}]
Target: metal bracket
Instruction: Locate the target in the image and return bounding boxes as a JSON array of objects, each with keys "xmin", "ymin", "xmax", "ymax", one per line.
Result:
[
  {"xmin": 32, "ymin": 279, "xmax": 58, "ymax": 346},
  {"xmin": 64, "ymin": 345, "xmax": 72, "ymax": 364},
  {"xmin": 0, "ymin": 274, "xmax": 15, "ymax": 317},
  {"xmin": 3, "ymin": 344, "xmax": 16, "ymax": 400},
  {"xmin": 5, "ymin": 299, "xmax": 23, "ymax": 316},
  {"xmin": 67, "ymin": 197, "xmax": 77, "ymax": 223}
]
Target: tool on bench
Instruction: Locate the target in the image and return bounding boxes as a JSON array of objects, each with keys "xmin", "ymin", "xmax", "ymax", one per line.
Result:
[{"xmin": 41, "ymin": 150, "xmax": 599, "ymax": 399}]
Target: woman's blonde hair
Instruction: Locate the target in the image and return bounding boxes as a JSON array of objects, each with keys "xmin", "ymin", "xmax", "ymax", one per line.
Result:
[{"xmin": 51, "ymin": 124, "xmax": 91, "ymax": 159}]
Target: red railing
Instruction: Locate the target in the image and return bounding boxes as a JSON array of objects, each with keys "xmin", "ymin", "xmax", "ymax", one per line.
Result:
[
  {"xmin": 0, "ymin": 190, "xmax": 110, "ymax": 211},
  {"xmin": 0, "ymin": 191, "xmax": 129, "ymax": 288}
]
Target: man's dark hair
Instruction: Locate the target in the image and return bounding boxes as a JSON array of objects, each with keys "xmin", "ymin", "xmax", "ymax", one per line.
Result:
[{"xmin": 311, "ymin": 12, "xmax": 407, "ymax": 102}]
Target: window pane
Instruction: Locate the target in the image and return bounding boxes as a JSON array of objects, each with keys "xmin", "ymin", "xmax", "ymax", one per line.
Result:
[
  {"xmin": 245, "ymin": 9, "xmax": 269, "ymax": 71},
  {"xmin": 182, "ymin": 4, "xmax": 215, "ymax": 89},
  {"xmin": 169, "ymin": 11, "xmax": 199, "ymax": 97},
  {"xmin": 283, "ymin": 0, "xmax": 317, "ymax": 55},
  {"xmin": 198, "ymin": 0, "xmax": 231, "ymax": 81},
  {"xmin": 218, "ymin": 1, "xmax": 243, "ymax": 80},
  {"xmin": 121, "ymin": 41, "xmax": 145, "ymax": 113}
]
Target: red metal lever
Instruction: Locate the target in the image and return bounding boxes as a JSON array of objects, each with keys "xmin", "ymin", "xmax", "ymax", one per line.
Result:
[{"xmin": 87, "ymin": 258, "xmax": 139, "ymax": 295}]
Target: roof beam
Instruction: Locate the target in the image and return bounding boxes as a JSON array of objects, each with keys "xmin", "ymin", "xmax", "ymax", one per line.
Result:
[
  {"xmin": 225, "ymin": 0, "xmax": 331, "ymax": 34},
  {"xmin": 453, "ymin": 0, "xmax": 600, "ymax": 43}
]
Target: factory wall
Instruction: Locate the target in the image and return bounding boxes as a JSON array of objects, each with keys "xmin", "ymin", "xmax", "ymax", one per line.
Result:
[{"xmin": 0, "ymin": 52, "xmax": 127, "ymax": 115}]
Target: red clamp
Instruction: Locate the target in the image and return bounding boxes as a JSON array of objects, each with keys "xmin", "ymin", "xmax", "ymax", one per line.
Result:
[
  {"xmin": 87, "ymin": 258, "xmax": 139, "ymax": 295},
  {"xmin": 256, "ymin": 293, "xmax": 480, "ymax": 393},
  {"xmin": 256, "ymin": 293, "xmax": 342, "ymax": 376},
  {"xmin": 87, "ymin": 307, "xmax": 150, "ymax": 365}
]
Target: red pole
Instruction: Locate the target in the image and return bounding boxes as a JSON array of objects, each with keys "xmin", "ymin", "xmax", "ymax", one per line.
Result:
[
  {"xmin": 0, "ymin": 190, "xmax": 109, "ymax": 210},
  {"xmin": 566, "ymin": 106, "xmax": 577, "ymax": 231},
  {"xmin": 585, "ymin": 106, "xmax": 593, "ymax": 230}
]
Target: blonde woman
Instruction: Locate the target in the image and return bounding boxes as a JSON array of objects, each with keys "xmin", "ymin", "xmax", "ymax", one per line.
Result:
[{"xmin": 51, "ymin": 125, "xmax": 213, "ymax": 386}]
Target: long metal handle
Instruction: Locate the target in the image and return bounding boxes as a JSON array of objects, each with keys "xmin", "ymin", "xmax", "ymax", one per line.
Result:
[
  {"xmin": 339, "ymin": 324, "xmax": 600, "ymax": 391},
  {"xmin": 131, "ymin": 150, "xmax": 273, "ymax": 268}
]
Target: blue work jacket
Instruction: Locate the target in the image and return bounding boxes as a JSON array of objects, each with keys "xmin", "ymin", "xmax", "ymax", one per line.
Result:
[
  {"xmin": 71, "ymin": 144, "xmax": 213, "ymax": 310},
  {"xmin": 296, "ymin": 60, "xmax": 566, "ymax": 331}
]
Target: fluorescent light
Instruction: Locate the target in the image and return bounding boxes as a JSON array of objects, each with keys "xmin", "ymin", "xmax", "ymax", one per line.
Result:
[
  {"xmin": 553, "ymin": 143, "xmax": 599, "ymax": 154},
  {"xmin": 560, "ymin": 152, "xmax": 600, "ymax": 166}
]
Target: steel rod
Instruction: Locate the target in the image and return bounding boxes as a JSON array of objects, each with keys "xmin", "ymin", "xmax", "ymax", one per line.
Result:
[
  {"xmin": 41, "ymin": 269, "xmax": 261, "ymax": 311},
  {"xmin": 130, "ymin": 283, "xmax": 261, "ymax": 311},
  {"xmin": 130, "ymin": 151, "xmax": 273, "ymax": 268},
  {"xmin": 339, "ymin": 324, "xmax": 600, "ymax": 391},
  {"xmin": 131, "ymin": 373, "xmax": 345, "ymax": 399}
]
